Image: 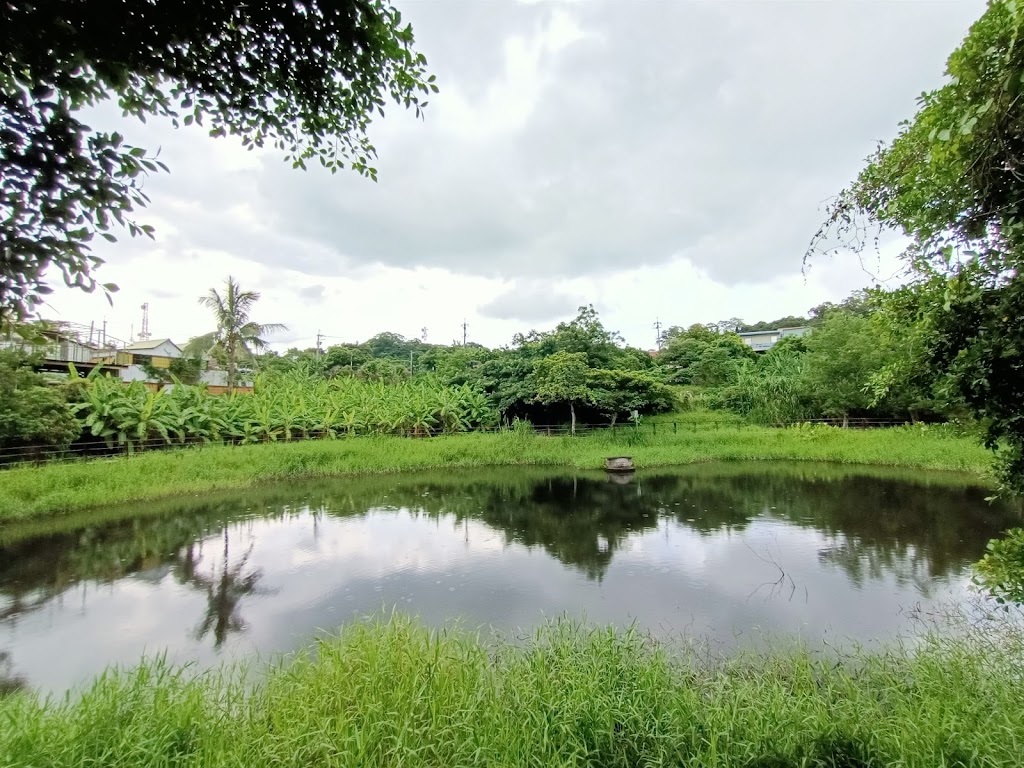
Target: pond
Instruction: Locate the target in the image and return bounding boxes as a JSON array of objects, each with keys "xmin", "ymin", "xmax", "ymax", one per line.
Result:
[{"xmin": 0, "ymin": 462, "xmax": 1018, "ymax": 694}]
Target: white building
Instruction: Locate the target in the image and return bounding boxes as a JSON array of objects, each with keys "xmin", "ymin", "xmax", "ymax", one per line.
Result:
[
  {"xmin": 738, "ymin": 326, "xmax": 811, "ymax": 352},
  {"xmin": 116, "ymin": 338, "xmax": 184, "ymax": 382}
]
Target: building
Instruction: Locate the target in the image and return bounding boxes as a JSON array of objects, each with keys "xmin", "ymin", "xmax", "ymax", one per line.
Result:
[
  {"xmin": 99, "ymin": 338, "xmax": 253, "ymax": 394},
  {"xmin": 737, "ymin": 326, "xmax": 810, "ymax": 352},
  {"xmin": 8, "ymin": 323, "xmax": 253, "ymax": 394},
  {"xmin": 0, "ymin": 322, "xmax": 122, "ymax": 374},
  {"xmin": 116, "ymin": 338, "xmax": 185, "ymax": 382}
]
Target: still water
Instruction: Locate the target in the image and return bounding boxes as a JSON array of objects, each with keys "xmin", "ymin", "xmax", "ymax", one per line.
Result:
[{"xmin": 0, "ymin": 462, "xmax": 1017, "ymax": 693}]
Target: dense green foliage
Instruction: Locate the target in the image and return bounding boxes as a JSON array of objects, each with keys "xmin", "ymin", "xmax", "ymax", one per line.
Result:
[
  {"xmin": 1, "ymin": 0, "xmax": 432, "ymax": 320},
  {"xmin": 2, "ymin": 615, "xmax": 1022, "ymax": 766},
  {"xmin": 0, "ymin": 419, "xmax": 990, "ymax": 521},
  {"xmin": 814, "ymin": 0, "xmax": 1024, "ymax": 492},
  {"xmin": 0, "ymin": 351, "xmax": 79, "ymax": 460},
  {"xmin": 649, "ymin": 291, "xmax": 960, "ymax": 427},
  {"xmin": 69, "ymin": 369, "xmax": 496, "ymax": 450},
  {"xmin": 262, "ymin": 294, "xmax": 959, "ymax": 434},
  {"xmin": 975, "ymin": 527, "xmax": 1024, "ymax": 605},
  {"xmin": 264, "ymin": 306, "xmax": 676, "ymax": 426},
  {"xmin": 263, "ymin": 296, "xmax": 964, "ymax": 435}
]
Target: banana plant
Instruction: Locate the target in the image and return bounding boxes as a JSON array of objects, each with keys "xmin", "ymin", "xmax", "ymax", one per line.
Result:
[{"xmin": 70, "ymin": 368, "xmax": 497, "ymax": 448}]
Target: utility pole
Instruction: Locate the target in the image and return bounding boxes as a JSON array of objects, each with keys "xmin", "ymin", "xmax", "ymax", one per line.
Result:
[
  {"xmin": 653, "ymin": 318, "xmax": 663, "ymax": 350},
  {"xmin": 409, "ymin": 350, "xmax": 414, "ymax": 376},
  {"xmin": 421, "ymin": 326, "xmax": 428, "ymax": 343},
  {"xmin": 462, "ymin": 319, "xmax": 468, "ymax": 346},
  {"xmin": 315, "ymin": 330, "xmax": 324, "ymax": 357}
]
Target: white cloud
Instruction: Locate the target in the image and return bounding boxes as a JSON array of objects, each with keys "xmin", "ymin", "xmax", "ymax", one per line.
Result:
[{"xmin": 41, "ymin": 0, "xmax": 983, "ymax": 349}]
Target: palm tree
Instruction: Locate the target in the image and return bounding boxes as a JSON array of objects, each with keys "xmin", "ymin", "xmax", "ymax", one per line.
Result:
[{"xmin": 185, "ymin": 277, "xmax": 286, "ymax": 393}]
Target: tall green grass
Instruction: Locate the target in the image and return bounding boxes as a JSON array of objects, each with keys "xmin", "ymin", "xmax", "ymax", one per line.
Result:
[
  {"xmin": 0, "ymin": 423, "xmax": 992, "ymax": 522},
  {"xmin": 2, "ymin": 615, "xmax": 1022, "ymax": 767}
]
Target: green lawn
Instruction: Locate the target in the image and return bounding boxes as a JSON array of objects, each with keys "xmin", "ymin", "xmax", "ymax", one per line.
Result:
[{"xmin": 0, "ymin": 421, "xmax": 992, "ymax": 523}]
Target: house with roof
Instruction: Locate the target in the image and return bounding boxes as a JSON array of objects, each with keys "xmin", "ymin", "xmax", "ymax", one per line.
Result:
[
  {"xmin": 737, "ymin": 326, "xmax": 811, "ymax": 352},
  {"xmin": 10, "ymin": 319, "xmax": 256, "ymax": 394},
  {"xmin": 92, "ymin": 338, "xmax": 184, "ymax": 382},
  {"xmin": 106, "ymin": 338, "xmax": 253, "ymax": 393},
  {"xmin": 121, "ymin": 339, "xmax": 184, "ymax": 380}
]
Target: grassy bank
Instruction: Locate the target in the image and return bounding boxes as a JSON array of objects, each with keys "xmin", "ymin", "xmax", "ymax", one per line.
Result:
[
  {"xmin": 0, "ymin": 459, "xmax": 997, "ymax": 546},
  {"xmin": 2, "ymin": 616, "xmax": 1022, "ymax": 767},
  {"xmin": 0, "ymin": 422, "xmax": 991, "ymax": 522}
]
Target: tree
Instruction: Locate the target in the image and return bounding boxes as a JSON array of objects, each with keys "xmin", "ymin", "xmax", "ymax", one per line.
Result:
[
  {"xmin": 657, "ymin": 327, "xmax": 754, "ymax": 386},
  {"xmin": 358, "ymin": 357, "xmax": 409, "ymax": 384},
  {"xmin": 514, "ymin": 305, "xmax": 626, "ymax": 369},
  {"xmin": 1, "ymin": 0, "xmax": 434, "ymax": 321},
  {"xmin": 364, "ymin": 332, "xmax": 417, "ymax": 361},
  {"xmin": 588, "ymin": 369, "xmax": 675, "ymax": 425},
  {"xmin": 532, "ymin": 352, "xmax": 593, "ymax": 435},
  {"xmin": 975, "ymin": 528, "xmax": 1024, "ymax": 606},
  {"xmin": 0, "ymin": 350, "xmax": 80, "ymax": 459},
  {"xmin": 808, "ymin": 291, "xmax": 871, "ymax": 323},
  {"xmin": 810, "ymin": 0, "xmax": 1024, "ymax": 489},
  {"xmin": 802, "ymin": 313, "xmax": 887, "ymax": 426},
  {"xmin": 735, "ymin": 315, "xmax": 809, "ymax": 333},
  {"xmin": 185, "ymin": 277, "xmax": 285, "ymax": 393}
]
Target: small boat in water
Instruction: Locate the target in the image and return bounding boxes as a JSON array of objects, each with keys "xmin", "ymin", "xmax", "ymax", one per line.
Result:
[{"xmin": 605, "ymin": 456, "xmax": 635, "ymax": 472}]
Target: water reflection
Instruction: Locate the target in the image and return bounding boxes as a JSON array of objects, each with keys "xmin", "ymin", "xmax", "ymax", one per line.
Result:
[
  {"xmin": 0, "ymin": 463, "xmax": 1018, "ymax": 692},
  {"xmin": 177, "ymin": 531, "xmax": 269, "ymax": 648},
  {"xmin": 0, "ymin": 651, "xmax": 26, "ymax": 697}
]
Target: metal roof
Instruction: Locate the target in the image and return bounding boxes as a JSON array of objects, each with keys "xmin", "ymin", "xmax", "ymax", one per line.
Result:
[{"xmin": 123, "ymin": 338, "xmax": 181, "ymax": 352}]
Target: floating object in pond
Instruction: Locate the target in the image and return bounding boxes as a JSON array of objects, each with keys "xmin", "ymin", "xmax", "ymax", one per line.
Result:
[
  {"xmin": 605, "ymin": 456, "xmax": 635, "ymax": 484},
  {"xmin": 605, "ymin": 456, "xmax": 635, "ymax": 472}
]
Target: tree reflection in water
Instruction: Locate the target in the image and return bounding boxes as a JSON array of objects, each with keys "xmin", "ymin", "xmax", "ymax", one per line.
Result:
[
  {"xmin": 0, "ymin": 651, "xmax": 26, "ymax": 696},
  {"xmin": 175, "ymin": 528, "xmax": 268, "ymax": 648},
  {"xmin": 0, "ymin": 464, "xmax": 1018, "ymax": 638}
]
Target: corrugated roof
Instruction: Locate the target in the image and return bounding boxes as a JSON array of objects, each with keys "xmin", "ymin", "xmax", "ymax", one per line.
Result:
[{"xmin": 123, "ymin": 338, "xmax": 181, "ymax": 352}]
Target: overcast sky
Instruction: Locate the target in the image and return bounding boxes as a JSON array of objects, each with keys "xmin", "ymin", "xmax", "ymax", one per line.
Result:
[{"xmin": 43, "ymin": 0, "xmax": 983, "ymax": 351}]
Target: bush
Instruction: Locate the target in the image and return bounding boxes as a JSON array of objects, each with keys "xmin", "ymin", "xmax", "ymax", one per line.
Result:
[
  {"xmin": 0, "ymin": 350, "xmax": 80, "ymax": 459},
  {"xmin": 975, "ymin": 528, "xmax": 1024, "ymax": 607}
]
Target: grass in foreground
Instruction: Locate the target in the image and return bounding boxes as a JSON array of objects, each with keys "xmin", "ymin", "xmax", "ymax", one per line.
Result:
[
  {"xmin": 0, "ymin": 421, "xmax": 992, "ymax": 522},
  {"xmin": 2, "ymin": 615, "xmax": 1023, "ymax": 767}
]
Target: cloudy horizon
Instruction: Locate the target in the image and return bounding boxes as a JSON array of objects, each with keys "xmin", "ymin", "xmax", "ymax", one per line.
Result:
[{"xmin": 40, "ymin": 0, "xmax": 982, "ymax": 351}]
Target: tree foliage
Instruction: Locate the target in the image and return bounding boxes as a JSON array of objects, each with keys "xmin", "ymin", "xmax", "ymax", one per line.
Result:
[
  {"xmin": 0, "ymin": 0, "xmax": 433, "ymax": 320},
  {"xmin": 975, "ymin": 528, "xmax": 1024, "ymax": 606},
  {"xmin": 659, "ymin": 327, "xmax": 755, "ymax": 386},
  {"xmin": 253, "ymin": 305, "xmax": 673, "ymax": 428},
  {"xmin": 0, "ymin": 350, "xmax": 80, "ymax": 458},
  {"xmin": 810, "ymin": 0, "xmax": 1024, "ymax": 491},
  {"xmin": 532, "ymin": 352, "xmax": 593, "ymax": 435}
]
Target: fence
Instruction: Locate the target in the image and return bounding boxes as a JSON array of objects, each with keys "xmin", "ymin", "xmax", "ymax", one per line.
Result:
[{"xmin": 0, "ymin": 416, "xmax": 922, "ymax": 470}]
